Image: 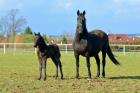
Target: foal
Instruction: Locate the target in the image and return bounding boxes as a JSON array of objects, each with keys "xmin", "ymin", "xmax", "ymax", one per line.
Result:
[{"xmin": 34, "ymin": 32, "xmax": 63, "ymax": 80}]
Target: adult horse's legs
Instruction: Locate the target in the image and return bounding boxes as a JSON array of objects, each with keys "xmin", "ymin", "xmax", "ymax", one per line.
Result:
[
  {"xmin": 95, "ymin": 55, "xmax": 100, "ymax": 78},
  {"xmin": 102, "ymin": 50, "xmax": 106, "ymax": 78},
  {"xmin": 74, "ymin": 53, "xmax": 79, "ymax": 79},
  {"xmin": 86, "ymin": 57, "xmax": 91, "ymax": 79},
  {"xmin": 51, "ymin": 57, "xmax": 58, "ymax": 78}
]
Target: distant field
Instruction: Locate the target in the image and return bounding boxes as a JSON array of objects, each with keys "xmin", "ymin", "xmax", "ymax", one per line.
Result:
[{"xmin": 0, "ymin": 52, "xmax": 140, "ymax": 93}]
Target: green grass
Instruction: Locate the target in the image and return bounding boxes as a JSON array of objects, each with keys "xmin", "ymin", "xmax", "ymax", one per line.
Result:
[{"xmin": 0, "ymin": 52, "xmax": 140, "ymax": 93}]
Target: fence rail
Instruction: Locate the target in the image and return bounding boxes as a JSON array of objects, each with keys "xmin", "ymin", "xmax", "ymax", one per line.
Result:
[{"xmin": 0, "ymin": 43, "xmax": 140, "ymax": 55}]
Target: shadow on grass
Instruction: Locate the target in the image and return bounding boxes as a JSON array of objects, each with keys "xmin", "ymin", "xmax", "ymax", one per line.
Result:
[
  {"xmin": 110, "ymin": 76, "xmax": 140, "ymax": 80},
  {"xmin": 47, "ymin": 75, "xmax": 88, "ymax": 80},
  {"xmin": 39, "ymin": 75, "xmax": 140, "ymax": 80}
]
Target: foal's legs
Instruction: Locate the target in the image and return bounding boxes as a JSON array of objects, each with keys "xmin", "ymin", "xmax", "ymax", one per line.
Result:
[
  {"xmin": 95, "ymin": 55, "xmax": 100, "ymax": 78},
  {"xmin": 37, "ymin": 53, "xmax": 42, "ymax": 80},
  {"xmin": 86, "ymin": 57, "xmax": 91, "ymax": 79},
  {"xmin": 56, "ymin": 57, "xmax": 63, "ymax": 79},
  {"xmin": 38, "ymin": 62, "xmax": 42, "ymax": 80},
  {"xmin": 102, "ymin": 50, "xmax": 106, "ymax": 78},
  {"xmin": 42, "ymin": 57, "xmax": 47, "ymax": 80},
  {"xmin": 51, "ymin": 57, "xmax": 58, "ymax": 78},
  {"xmin": 74, "ymin": 53, "xmax": 79, "ymax": 79}
]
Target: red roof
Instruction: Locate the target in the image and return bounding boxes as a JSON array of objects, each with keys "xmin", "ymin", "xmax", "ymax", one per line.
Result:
[{"xmin": 108, "ymin": 34, "xmax": 129, "ymax": 42}]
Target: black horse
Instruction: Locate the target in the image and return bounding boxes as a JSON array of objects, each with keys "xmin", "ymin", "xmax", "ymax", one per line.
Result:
[
  {"xmin": 73, "ymin": 10, "xmax": 120, "ymax": 79},
  {"xmin": 34, "ymin": 32, "xmax": 63, "ymax": 80}
]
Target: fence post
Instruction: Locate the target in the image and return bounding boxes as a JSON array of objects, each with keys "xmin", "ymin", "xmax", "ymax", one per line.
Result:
[
  {"xmin": 34, "ymin": 48, "xmax": 37, "ymax": 54},
  {"xmin": 14, "ymin": 43, "xmax": 16, "ymax": 52},
  {"xmin": 65, "ymin": 44, "xmax": 67, "ymax": 53},
  {"xmin": 4, "ymin": 43, "xmax": 6, "ymax": 54},
  {"xmin": 123, "ymin": 45, "xmax": 126, "ymax": 55}
]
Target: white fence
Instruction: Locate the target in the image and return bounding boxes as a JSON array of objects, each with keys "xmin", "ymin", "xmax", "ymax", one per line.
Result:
[
  {"xmin": 0, "ymin": 43, "xmax": 140, "ymax": 55},
  {"xmin": 0, "ymin": 43, "xmax": 73, "ymax": 54}
]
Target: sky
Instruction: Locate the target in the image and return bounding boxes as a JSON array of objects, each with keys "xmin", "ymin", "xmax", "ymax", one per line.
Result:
[{"xmin": 0, "ymin": 0, "xmax": 140, "ymax": 35}]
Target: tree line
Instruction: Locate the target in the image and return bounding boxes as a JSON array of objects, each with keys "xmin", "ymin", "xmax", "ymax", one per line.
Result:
[{"xmin": 0, "ymin": 9, "xmax": 68, "ymax": 44}]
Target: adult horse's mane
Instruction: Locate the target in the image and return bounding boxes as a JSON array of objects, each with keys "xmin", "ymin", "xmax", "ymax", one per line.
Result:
[{"xmin": 73, "ymin": 10, "xmax": 120, "ymax": 79}]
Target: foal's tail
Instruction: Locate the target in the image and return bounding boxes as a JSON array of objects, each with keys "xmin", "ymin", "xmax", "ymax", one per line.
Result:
[{"xmin": 106, "ymin": 45, "xmax": 120, "ymax": 65}]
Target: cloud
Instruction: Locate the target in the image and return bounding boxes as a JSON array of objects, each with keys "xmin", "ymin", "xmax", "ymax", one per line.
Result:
[
  {"xmin": 0, "ymin": 0, "xmax": 5, "ymax": 5},
  {"xmin": 0, "ymin": 0, "xmax": 46, "ymax": 11},
  {"xmin": 112, "ymin": 0, "xmax": 140, "ymax": 19},
  {"xmin": 52, "ymin": 0, "xmax": 73, "ymax": 11},
  {"xmin": 114, "ymin": 0, "xmax": 140, "ymax": 6},
  {"xmin": 0, "ymin": 0, "xmax": 9, "ymax": 9},
  {"xmin": 64, "ymin": 0, "xmax": 73, "ymax": 10},
  {"xmin": 0, "ymin": 0, "xmax": 24, "ymax": 11}
]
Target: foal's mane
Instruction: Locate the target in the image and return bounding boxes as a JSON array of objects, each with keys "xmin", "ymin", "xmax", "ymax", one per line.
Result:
[
  {"xmin": 40, "ymin": 36, "xmax": 46, "ymax": 44},
  {"xmin": 34, "ymin": 33, "xmax": 48, "ymax": 49}
]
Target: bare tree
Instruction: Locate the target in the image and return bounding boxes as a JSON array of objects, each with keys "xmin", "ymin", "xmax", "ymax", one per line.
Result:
[
  {"xmin": 0, "ymin": 9, "xmax": 27, "ymax": 42},
  {"xmin": 0, "ymin": 16, "xmax": 9, "ymax": 36}
]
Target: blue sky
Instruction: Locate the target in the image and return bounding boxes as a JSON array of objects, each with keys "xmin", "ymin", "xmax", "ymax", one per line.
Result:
[{"xmin": 0, "ymin": 0, "xmax": 140, "ymax": 35}]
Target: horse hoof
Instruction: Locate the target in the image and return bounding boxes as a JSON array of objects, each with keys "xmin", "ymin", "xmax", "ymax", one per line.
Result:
[
  {"xmin": 55, "ymin": 77, "xmax": 58, "ymax": 79},
  {"xmin": 87, "ymin": 78, "xmax": 91, "ymax": 80},
  {"xmin": 37, "ymin": 77, "xmax": 41, "ymax": 80},
  {"xmin": 102, "ymin": 76, "xmax": 105, "ymax": 79},
  {"xmin": 43, "ymin": 77, "xmax": 46, "ymax": 81},
  {"xmin": 94, "ymin": 76, "xmax": 100, "ymax": 79},
  {"xmin": 76, "ymin": 75, "xmax": 79, "ymax": 79},
  {"xmin": 60, "ymin": 76, "xmax": 63, "ymax": 80},
  {"xmin": 76, "ymin": 76, "xmax": 79, "ymax": 79}
]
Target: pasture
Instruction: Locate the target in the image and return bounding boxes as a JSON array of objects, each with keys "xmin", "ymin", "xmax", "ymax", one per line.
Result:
[{"xmin": 0, "ymin": 52, "xmax": 140, "ymax": 93}]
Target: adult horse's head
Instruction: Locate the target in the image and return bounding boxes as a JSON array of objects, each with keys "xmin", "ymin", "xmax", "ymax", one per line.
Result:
[
  {"xmin": 34, "ymin": 32, "xmax": 44, "ymax": 48},
  {"xmin": 76, "ymin": 10, "xmax": 87, "ymax": 35}
]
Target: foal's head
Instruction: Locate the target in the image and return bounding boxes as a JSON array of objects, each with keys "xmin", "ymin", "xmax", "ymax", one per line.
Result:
[
  {"xmin": 76, "ymin": 10, "xmax": 87, "ymax": 34},
  {"xmin": 34, "ymin": 32, "xmax": 45, "ymax": 48}
]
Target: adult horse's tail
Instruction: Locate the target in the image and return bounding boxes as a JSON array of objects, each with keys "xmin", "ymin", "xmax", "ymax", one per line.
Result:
[{"xmin": 106, "ymin": 45, "xmax": 120, "ymax": 65}]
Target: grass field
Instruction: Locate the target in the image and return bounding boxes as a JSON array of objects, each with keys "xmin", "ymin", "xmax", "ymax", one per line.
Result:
[{"xmin": 0, "ymin": 52, "xmax": 140, "ymax": 93}]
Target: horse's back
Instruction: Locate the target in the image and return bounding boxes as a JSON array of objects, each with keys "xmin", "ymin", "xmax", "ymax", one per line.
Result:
[
  {"xmin": 86, "ymin": 29, "xmax": 109, "ymax": 55},
  {"xmin": 49, "ymin": 44, "xmax": 61, "ymax": 58},
  {"xmin": 89, "ymin": 29, "xmax": 108, "ymax": 41}
]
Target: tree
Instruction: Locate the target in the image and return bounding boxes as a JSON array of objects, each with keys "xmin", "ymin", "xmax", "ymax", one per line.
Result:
[
  {"xmin": 0, "ymin": 9, "xmax": 27, "ymax": 42},
  {"xmin": 61, "ymin": 36, "xmax": 67, "ymax": 44},
  {"xmin": 22, "ymin": 34, "xmax": 34, "ymax": 43},
  {"xmin": 0, "ymin": 16, "xmax": 10, "ymax": 36},
  {"xmin": 23, "ymin": 26, "xmax": 33, "ymax": 34}
]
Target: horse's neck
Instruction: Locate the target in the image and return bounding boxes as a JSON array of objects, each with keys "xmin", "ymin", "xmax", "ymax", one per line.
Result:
[
  {"xmin": 75, "ymin": 26, "xmax": 88, "ymax": 41},
  {"xmin": 38, "ymin": 42, "xmax": 48, "ymax": 52}
]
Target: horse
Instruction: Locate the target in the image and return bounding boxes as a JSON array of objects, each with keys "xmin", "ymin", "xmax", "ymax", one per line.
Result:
[
  {"xmin": 73, "ymin": 10, "xmax": 120, "ymax": 80},
  {"xmin": 34, "ymin": 32, "xmax": 63, "ymax": 80}
]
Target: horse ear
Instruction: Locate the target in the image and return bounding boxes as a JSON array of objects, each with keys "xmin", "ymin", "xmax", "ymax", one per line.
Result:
[
  {"xmin": 83, "ymin": 10, "xmax": 86, "ymax": 16},
  {"xmin": 77, "ymin": 10, "xmax": 80, "ymax": 15},
  {"xmin": 38, "ymin": 32, "xmax": 40, "ymax": 36}
]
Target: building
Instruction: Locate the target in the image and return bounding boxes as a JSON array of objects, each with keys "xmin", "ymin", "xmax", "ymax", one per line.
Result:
[
  {"xmin": 108, "ymin": 34, "xmax": 140, "ymax": 44},
  {"xmin": 108, "ymin": 34, "xmax": 129, "ymax": 42}
]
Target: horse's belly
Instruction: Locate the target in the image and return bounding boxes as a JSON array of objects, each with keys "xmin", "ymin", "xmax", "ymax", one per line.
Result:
[
  {"xmin": 74, "ymin": 44, "xmax": 87, "ymax": 52},
  {"xmin": 81, "ymin": 48, "xmax": 101, "ymax": 57},
  {"xmin": 73, "ymin": 39, "xmax": 102, "ymax": 57}
]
